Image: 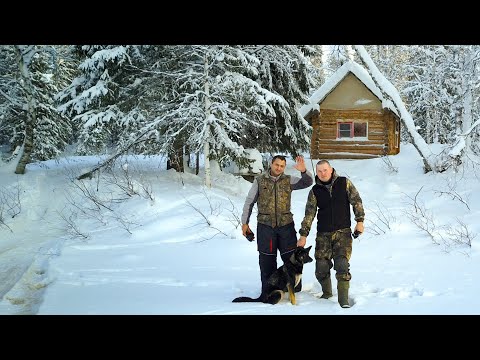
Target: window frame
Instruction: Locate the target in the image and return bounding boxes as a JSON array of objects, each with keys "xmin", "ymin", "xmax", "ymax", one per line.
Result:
[{"xmin": 336, "ymin": 121, "xmax": 368, "ymax": 140}]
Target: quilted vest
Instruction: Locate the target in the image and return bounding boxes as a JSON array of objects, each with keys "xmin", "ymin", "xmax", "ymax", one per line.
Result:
[
  {"xmin": 312, "ymin": 176, "xmax": 351, "ymax": 232},
  {"xmin": 257, "ymin": 173, "xmax": 293, "ymax": 228}
]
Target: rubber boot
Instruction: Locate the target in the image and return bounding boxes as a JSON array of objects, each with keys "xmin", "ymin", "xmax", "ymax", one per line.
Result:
[
  {"xmin": 337, "ymin": 281, "xmax": 350, "ymax": 308},
  {"xmin": 319, "ymin": 277, "xmax": 333, "ymax": 299}
]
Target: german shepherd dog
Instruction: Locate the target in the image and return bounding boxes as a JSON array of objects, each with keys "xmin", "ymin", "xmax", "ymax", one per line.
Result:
[{"xmin": 232, "ymin": 246, "xmax": 313, "ymax": 305}]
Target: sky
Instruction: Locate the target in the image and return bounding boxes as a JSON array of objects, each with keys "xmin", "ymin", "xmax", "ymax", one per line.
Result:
[{"xmin": 1, "ymin": 142, "xmax": 479, "ymax": 315}]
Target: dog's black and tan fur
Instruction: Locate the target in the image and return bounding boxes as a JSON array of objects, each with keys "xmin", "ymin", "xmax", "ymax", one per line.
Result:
[{"xmin": 232, "ymin": 246, "xmax": 313, "ymax": 305}]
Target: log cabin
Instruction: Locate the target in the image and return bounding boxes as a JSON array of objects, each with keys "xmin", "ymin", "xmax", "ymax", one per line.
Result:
[{"xmin": 300, "ymin": 61, "xmax": 401, "ymax": 159}]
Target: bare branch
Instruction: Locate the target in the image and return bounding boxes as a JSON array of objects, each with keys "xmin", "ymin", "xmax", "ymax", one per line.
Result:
[
  {"xmin": 184, "ymin": 197, "xmax": 211, "ymax": 226},
  {"xmin": 56, "ymin": 208, "xmax": 89, "ymax": 240},
  {"xmin": 225, "ymin": 197, "xmax": 242, "ymax": 229},
  {"xmin": 364, "ymin": 201, "xmax": 396, "ymax": 236},
  {"xmin": 444, "ymin": 217, "xmax": 476, "ymax": 249},
  {"xmin": 381, "ymin": 155, "xmax": 398, "ymax": 173},
  {"xmin": 401, "ymin": 186, "xmax": 425, "ymax": 216},
  {"xmin": 0, "ymin": 180, "xmax": 22, "ymax": 232},
  {"xmin": 434, "ymin": 189, "xmax": 470, "ymax": 210},
  {"xmin": 402, "ymin": 187, "xmax": 439, "ymax": 244}
]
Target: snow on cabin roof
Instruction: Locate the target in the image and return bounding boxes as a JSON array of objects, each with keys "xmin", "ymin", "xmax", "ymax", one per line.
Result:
[{"xmin": 300, "ymin": 61, "xmax": 399, "ymax": 117}]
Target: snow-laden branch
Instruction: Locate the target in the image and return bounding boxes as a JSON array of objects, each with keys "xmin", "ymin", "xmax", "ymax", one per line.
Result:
[{"xmin": 462, "ymin": 117, "xmax": 480, "ymax": 137}]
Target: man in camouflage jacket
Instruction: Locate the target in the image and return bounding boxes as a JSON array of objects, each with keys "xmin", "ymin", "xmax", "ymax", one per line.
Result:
[
  {"xmin": 297, "ymin": 159, "xmax": 364, "ymax": 308},
  {"xmin": 241, "ymin": 155, "xmax": 313, "ymax": 300}
]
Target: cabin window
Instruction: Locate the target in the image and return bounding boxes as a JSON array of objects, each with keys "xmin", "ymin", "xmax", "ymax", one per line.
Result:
[{"xmin": 337, "ymin": 122, "xmax": 367, "ymax": 139}]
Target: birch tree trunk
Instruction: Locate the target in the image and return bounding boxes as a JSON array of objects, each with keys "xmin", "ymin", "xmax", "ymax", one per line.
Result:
[
  {"xmin": 203, "ymin": 55, "xmax": 212, "ymax": 188},
  {"xmin": 461, "ymin": 46, "xmax": 473, "ymax": 153},
  {"xmin": 14, "ymin": 46, "xmax": 36, "ymax": 175},
  {"xmin": 440, "ymin": 46, "xmax": 478, "ymax": 166}
]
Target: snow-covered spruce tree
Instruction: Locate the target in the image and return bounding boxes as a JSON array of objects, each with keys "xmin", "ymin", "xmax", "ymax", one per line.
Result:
[
  {"xmin": 433, "ymin": 45, "xmax": 480, "ymax": 167},
  {"xmin": 29, "ymin": 46, "xmax": 74, "ymax": 161},
  {"xmin": 9, "ymin": 45, "xmax": 73, "ymax": 174},
  {"xmin": 449, "ymin": 45, "xmax": 480, "ymax": 158},
  {"xmin": 67, "ymin": 45, "xmax": 317, "ymax": 188},
  {"xmin": 57, "ymin": 45, "xmax": 151, "ymax": 156},
  {"xmin": 398, "ymin": 45, "xmax": 480, "ymax": 169},
  {"xmin": 241, "ymin": 45, "xmax": 319, "ymax": 157},
  {"xmin": 0, "ymin": 46, "xmax": 25, "ymax": 158},
  {"xmin": 59, "ymin": 45, "xmax": 281, "ymax": 186},
  {"xmin": 400, "ymin": 45, "xmax": 458, "ymax": 145},
  {"xmin": 0, "ymin": 46, "xmax": 75, "ymax": 169},
  {"xmin": 324, "ymin": 45, "xmax": 355, "ymax": 77},
  {"xmin": 51, "ymin": 46, "xmax": 81, "ymax": 146},
  {"xmin": 363, "ymin": 45, "xmax": 410, "ymax": 95},
  {"xmin": 138, "ymin": 46, "xmax": 293, "ymax": 181},
  {"xmin": 116, "ymin": 45, "xmax": 183, "ymax": 168},
  {"xmin": 306, "ymin": 45, "xmax": 325, "ymax": 91}
]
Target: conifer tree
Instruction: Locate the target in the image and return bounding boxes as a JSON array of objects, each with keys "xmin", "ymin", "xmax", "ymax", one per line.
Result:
[{"xmin": 243, "ymin": 45, "xmax": 318, "ymax": 157}]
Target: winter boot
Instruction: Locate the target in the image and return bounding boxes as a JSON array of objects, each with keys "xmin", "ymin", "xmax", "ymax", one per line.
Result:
[
  {"xmin": 259, "ymin": 253, "xmax": 276, "ymax": 295},
  {"xmin": 319, "ymin": 277, "xmax": 333, "ymax": 299},
  {"xmin": 337, "ymin": 281, "xmax": 350, "ymax": 308}
]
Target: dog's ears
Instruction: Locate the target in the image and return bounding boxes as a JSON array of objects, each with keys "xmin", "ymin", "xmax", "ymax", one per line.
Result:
[{"xmin": 304, "ymin": 245, "xmax": 312, "ymax": 252}]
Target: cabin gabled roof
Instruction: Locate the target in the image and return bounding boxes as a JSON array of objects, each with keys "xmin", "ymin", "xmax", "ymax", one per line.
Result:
[{"xmin": 300, "ymin": 60, "xmax": 399, "ymax": 118}]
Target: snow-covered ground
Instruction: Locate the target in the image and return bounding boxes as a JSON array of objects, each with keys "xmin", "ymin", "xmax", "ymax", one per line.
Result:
[{"xmin": 1, "ymin": 143, "xmax": 479, "ymax": 314}]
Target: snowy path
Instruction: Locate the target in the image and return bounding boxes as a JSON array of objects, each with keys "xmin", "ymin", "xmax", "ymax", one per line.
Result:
[
  {"xmin": 0, "ymin": 162, "xmax": 71, "ymax": 314},
  {"xmin": 0, "ymin": 238, "xmax": 61, "ymax": 314}
]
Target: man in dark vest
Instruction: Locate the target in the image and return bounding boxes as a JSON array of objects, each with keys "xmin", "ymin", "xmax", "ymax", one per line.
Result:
[
  {"xmin": 241, "ymin": 155, "xmax": 314, "ymax": 301},
  {"xmin": 297, "ymin": 159, "xmax": 365, "ymax": 308}
]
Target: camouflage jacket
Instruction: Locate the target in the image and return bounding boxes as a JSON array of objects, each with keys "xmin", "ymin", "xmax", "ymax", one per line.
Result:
[
  {"xmin": 242, "ymin": 169, "xmax": 313, "ymax": 228},
  {"xmin": 299, "ymin": 169, "xmax": 364, "ymax": 236}
]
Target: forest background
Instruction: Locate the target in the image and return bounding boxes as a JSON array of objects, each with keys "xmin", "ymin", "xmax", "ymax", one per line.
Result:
[{"xmin": 1, "ymin": 45, "xmax": 478, "ymax": 181}]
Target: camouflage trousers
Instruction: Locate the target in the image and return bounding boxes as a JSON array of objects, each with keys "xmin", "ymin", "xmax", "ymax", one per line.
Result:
[{"xmin": 314, "ymin": 228, "xmax": 353, "ymax": 282}]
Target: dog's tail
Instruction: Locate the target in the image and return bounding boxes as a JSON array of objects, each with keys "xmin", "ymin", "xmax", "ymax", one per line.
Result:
[
  {"xmin": 232, "ymin": 291, "xmax": 282, "ymax": 304},
  {"xmin": 232, "ymin": 296, "xmax": 263, "ymax": 303}
]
